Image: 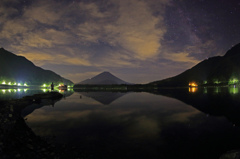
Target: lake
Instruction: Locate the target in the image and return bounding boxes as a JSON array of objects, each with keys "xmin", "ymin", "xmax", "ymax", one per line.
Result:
[{"xmin": 2, "ymin": 86, "xmax": 240, "ymax": 158}]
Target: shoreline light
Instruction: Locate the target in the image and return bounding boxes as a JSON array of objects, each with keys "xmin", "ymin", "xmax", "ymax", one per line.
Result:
[{"xmin": 189, "ymin": 82, "xmax": 198, "ymax": 87}]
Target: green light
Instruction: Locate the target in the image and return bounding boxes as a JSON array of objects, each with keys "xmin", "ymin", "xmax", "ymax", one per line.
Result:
[
  {"xmin": 18, "ymin": 83, "xmax": 21, "ymax": 86},
  {"xmin": 8, "ymin": 82, "xmax": 11, "ymax": 85},
  {"xmin": 14, "ymin": 83, "xmax": 17, "ymax": 85},
  {"xmin": 2, "ymin": 89, "xmax": 6, "ymax": 93},
  {"xmin": 214, "ymin": 80, "xmax": 221, "ymax": 84},
  {"xmin": 229, "ymin": 78, "xmax": 239, "ymax": 85},
  {"xmin": 24, "ymin": 83, "xmax": 27, "ymax": 86},
  {"xmin": 43, "ymin": 84, "xmax": 46, "ymax": 87},
  {"xmin": 24, "ymin": 89, "xmax": 27, "ymax": 92},
  {"xmin": 2, "ymin": 81, "xmax": 6, "ymax": 84}
]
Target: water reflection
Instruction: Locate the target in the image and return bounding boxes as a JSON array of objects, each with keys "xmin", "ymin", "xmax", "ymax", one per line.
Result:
[
  {"xmin": 75, "ymin": 91, "xmax": 127, "ymax": 105},
  {"xmin": 155, "ymin": 86, "xmax": 240, "ymax": 126},
  {"xmin": 189, "ymin": 87, "xmax": 198, "ymax": 93},
  {"xmin": 188, "ymin": 86, "xmax": 240, "ymax": 95},
  {"xmin": 25, "ymin": 88, "xmax": 240, "ymax": 159},
  {"xmin": 0, "ymin": 88, "xmax": 34, "ymax": 100},
  {"xmin": 20, "ymin": 89, "xmax": 74, "ymax": 117},
  {"xmin": 21, "ymin": 96, "xmax": 62, "ymax": 117},
  {"xmin": 229, "ymin": 86, "xmax": 239, "ymax": 94},
  {"xmin": 0, "ymin": 88, "xmax": 74, "ymax": 101}
]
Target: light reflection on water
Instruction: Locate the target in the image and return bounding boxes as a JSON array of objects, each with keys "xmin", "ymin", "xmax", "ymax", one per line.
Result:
[
  {"xmin": 2, "ymin": 87, "xmax": 240, "ymax": 158},
  {"xmin": 0, "ymin": 88, "xmax": 74, "ymax": 100},
  {"xmin": 0, "ymin": 88, "xmax": 39, "ymax": 100},
  {"xmin": 23, "ymin": 88, "xmax": 240, "ymax": 159},
  {"xmin": 188, "ymin": 86, "xmax": 240, "ymax": 94}
]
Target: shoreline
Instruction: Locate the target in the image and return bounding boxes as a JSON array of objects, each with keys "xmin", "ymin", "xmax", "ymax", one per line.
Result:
[{"xmin": 0, "ymin": 92, "xmax": 63, "ymax": 158}]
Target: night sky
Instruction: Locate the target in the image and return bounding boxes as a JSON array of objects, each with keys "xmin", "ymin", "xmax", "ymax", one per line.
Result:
[{"xmin": 0, "ymin": 0, "xmax": 240, "ymax": 83}]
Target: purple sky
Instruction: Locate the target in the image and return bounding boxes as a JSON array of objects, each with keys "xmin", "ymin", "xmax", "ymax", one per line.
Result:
[{"xmin": 0, "ymin": 0, "xmax": 240, "ymax": 83}]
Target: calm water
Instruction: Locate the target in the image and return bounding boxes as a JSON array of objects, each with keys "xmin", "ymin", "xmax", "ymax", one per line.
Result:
[{"xmin": 2, "ymin": 87, "xmax": 240, "ymax": 158}]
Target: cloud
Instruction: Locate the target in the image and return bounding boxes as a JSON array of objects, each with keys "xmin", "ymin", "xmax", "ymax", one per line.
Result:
[
  {"xmin": 65, "ymin": 72, "xmax": 101, "ymax": 83},
  {"xmin": 78, "ymin": 2, "xmax": 109, "ymax": 18},
  {"xmin": 0, "ymin": 0, "xmax": 175, "ymax": 83},
  {"xmin": 77, "ymin": 22, "xmax": 102, "ymax": 43},
  {"xmin": 0, "ymin": 20, "xmax": 29, "ymax": 39},
  {"xmin": 23, "ymin": 1, "xmax": 63, "ymax": 25},
  {"xmin": 17, "ymin": 52, "xmax": 91, "ymax": 66},
  {"xmin": 72, "ymin": 0, "xmax": 169, "ymax": 60},
  {"xmin": 163, "ymin": 52, "xmax": 199, "ymax": 64},
  {"xmin": 20, "ymin": 32, "xmax": 53, "ymax": 48},
  {"xmin": 0, "ymin": 6, "xmax": 19, "ymax": 22},
  {"xmin": 113, "ymin": 0, "xmax": 166, "ymax": 59}
]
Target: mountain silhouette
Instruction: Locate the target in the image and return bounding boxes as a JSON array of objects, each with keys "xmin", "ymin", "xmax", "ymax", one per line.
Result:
[
  {"xmin": 77, "ymin": 71, "xmax": 130, "ymax": 85},
  {"xmin": 0, "ymin": 48, "xmax": 73, "ymax": 86},
  {"xmin": 75, "ymin": 91, "xmax": 127, "ymax": 105},
  {"xmin": 150, "ymin": 43, "xmax": 240, "ymax": 87}
]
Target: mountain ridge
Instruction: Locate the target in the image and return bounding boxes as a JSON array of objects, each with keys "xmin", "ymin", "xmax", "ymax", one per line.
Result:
[
  {"xmin": 0, "ymin": 48, "xmax": 73, "ymax": 86},
  {"xmin": 150, "ymin": 43, "xmax": 240, "ymax": 87}
]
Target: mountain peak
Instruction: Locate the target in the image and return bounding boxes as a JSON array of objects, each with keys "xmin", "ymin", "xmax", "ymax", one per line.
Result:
[
  {"xmin": 96, "ymin": 71, "xmax": 115, "ymax": 78},
  {"xmin": 0, "ymin": 47, "xmax": 9, "ymax": 53},
  {"xmin": 100, "ymin": 71, "xmax": 111, "ymax": 75},
  {"xmin": 224, "ymin": 43, "xmax": 240, "ymax": 57},
  {"xmin": 78, "ymin": 71, "xmax": 130, "ymax": 85}
]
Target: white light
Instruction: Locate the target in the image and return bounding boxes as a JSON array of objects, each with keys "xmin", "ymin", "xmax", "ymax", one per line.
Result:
[{"xmin": 18, "ymin": 83, "xmax": 21, "ymax": 86}]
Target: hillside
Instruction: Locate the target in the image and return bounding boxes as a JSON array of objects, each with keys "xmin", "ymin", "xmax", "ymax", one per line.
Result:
[
  {"xmin": 150, "ymin": 43, "xmax": 240, "ymax": 87},
  {"xmin": 0, "ymin": 48, "xmax": 73, "ymax": 86},
  {"xmin": 76, "ymin": 71, "xmax": 130, "ymax": 85}
]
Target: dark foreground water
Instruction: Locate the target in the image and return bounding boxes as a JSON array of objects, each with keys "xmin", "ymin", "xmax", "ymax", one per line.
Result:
[{"xmin": 2, "ymin": 87, "xmax": 240, "ymax": 159}]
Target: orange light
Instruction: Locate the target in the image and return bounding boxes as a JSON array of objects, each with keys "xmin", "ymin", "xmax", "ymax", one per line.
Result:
[{"xmin": 189, "ymin": 82, "xmax": 198, "ymax": 87}]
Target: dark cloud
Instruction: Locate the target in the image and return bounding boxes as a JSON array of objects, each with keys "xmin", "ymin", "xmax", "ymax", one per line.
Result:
[{"xmin": 0, "ymin": 0, "xmax": 239, "ymax": 83}]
